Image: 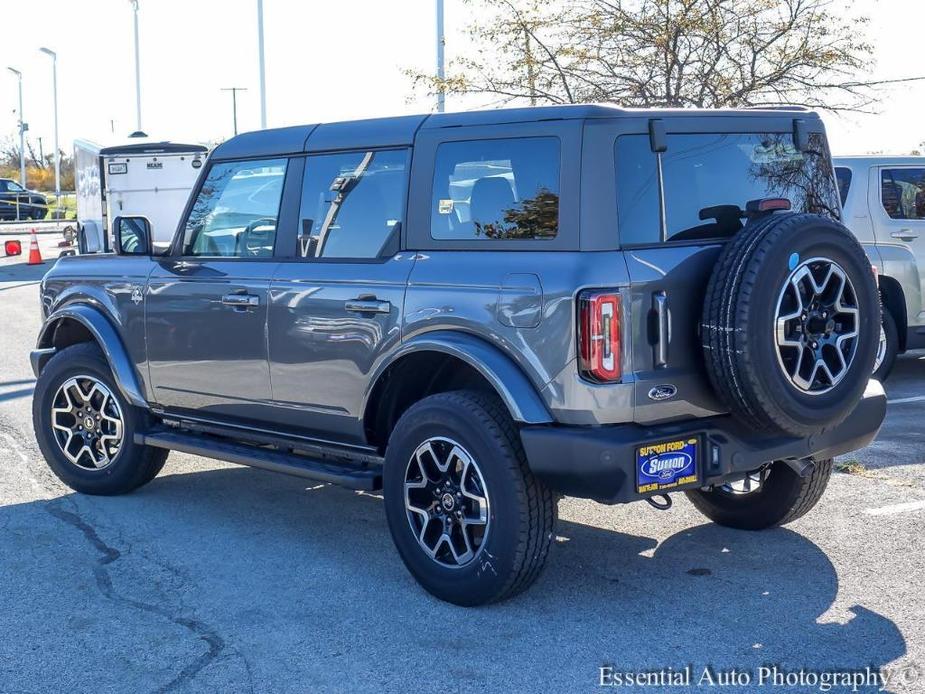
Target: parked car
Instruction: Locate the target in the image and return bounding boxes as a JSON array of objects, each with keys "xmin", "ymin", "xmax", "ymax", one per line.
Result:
[
  {"xmin": 0, "ymin": 178, "xmax": 47, "ymax": 221},
  {"xmin": 834, "ymin": 157, "xmax": 925, "ymax": 380},
  {"xmin": 31, "ymin": 105, "xmax": 885, "ymax": 605}
]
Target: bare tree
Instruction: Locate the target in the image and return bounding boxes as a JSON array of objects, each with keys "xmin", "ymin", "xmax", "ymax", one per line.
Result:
[{"xmin": 410, "ymin": 0, "xmax": 924, "ymax": 112}]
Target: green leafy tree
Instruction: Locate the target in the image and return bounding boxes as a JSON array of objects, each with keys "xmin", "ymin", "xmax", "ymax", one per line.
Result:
[{"xmin": 411, "ymin": 0, "xmax": 923, "ymax": 112}]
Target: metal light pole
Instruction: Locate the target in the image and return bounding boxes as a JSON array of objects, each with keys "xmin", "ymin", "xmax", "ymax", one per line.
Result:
[
  {"xmin": 436, "ymin": 0, "xmax": 446, "ymax": 112},
  {"xmin": 7, "ymin": 68, "xmax": 26, "ymax": 220},
  {"xmin": 256, "ymin": 0, "xmax": 267, "ymax": 128},
  {"xmin": 221, "ymin": 87, "xmax": 247, "ymax": 136},
  {"xmin": 39, "ymin": 47, "xmax": 60, "ymax": 199},
  {"xmin": 130, "ymin": 0, "xmax": 142, "ymax": 132}
]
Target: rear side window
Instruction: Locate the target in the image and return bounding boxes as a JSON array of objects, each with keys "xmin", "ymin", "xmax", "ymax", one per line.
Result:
[
  {"xmin": 430, "ymin": 137, "xmax": 560, "ymax": 241},
  {"xmin": 880, "ymin": 168, "xmax": 925, "ymax": 220},
  {"xmin": 183, "ymin": 158, "xmax": 287, "ymax": 257},
  {"xmin": 298, "ymin": 149, "xmax": 408, "ymax": 259},
  {"xmin": 835, "ymin": 166, "xmax": 852, "ymax": 206},
  {"xmin": 615, "ymin": 132, "xmax": 840, "ymax": 246}
]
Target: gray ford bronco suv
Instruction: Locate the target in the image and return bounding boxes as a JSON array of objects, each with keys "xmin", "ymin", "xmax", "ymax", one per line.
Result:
[{"xmin": 32, "ymin": 105, "xmax": 886, "ymax": 605}]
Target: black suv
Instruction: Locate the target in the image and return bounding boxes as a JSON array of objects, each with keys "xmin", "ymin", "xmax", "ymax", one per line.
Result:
[
  {"xmin": 31, "ymin": 105, "xmax": 885, "ymax": 605},
  {"xmin": 0, "ymin": 178, "xmax": 47, "ymax": 221}
]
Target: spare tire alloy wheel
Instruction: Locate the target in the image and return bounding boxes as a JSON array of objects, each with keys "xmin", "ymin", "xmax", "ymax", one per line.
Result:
[
  {"xmin": 51, "ymin": 375, "xmax": 124, "ymax": 470},
  {"xmin": 404, "ymin": 437, "xmax": 490, "ymax": 568},
  {"xmin": 775, "ymin": 258, "xmax": 859, "ymax": 394}
]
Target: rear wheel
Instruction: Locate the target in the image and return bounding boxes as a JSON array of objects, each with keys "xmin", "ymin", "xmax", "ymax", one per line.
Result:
[
  {"xmin": 383, "ymin": 390, "xmax": 557, "ymax": 606},
  {"xmin": 33, "ymin": 342, "xmax": 168, "ymax": 495},
  {"xmin": 685, "ymin": 458, "xmax": 833, "ymax": 530}
]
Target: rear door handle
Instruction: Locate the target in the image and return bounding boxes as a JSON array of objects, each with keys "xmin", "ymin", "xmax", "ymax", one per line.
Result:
[
  {"xmin": 345, "ymin": 298, "xmax": 391, "ymax": 314},
  {"xmin": 891, "ymin": 229, "xmax": 919, "ymax": 242},
  {"xmin": 654, "ymin": 291, "xmax": 670, "ymax": 368},
  {"xmin": 221, "ymin": 293, "xmax": 260, "ymax": 309}
]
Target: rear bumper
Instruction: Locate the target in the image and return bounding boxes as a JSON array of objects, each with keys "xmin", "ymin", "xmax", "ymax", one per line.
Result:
[{"xmin": 520, "ymin": 380, "xmax": 886, "ymax": 504}]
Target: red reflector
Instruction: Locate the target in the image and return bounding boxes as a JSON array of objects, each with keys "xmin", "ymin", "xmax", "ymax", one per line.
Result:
[
  {"xmin": 579, "ymin": 291, "xmax": 622, "ymax": 382},
  {"xmin": 4, "ymin": 240, "xmax": 22, "ymax": 257}
]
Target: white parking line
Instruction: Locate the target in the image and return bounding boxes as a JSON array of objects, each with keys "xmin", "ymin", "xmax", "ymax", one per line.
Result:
[
  {"xmin": 886, "ymin": 395, "xmax": 925, "ymax": 405},
  {"xmin": 864, "ymin": 500, "xmax": 925, "ymax": 516}
]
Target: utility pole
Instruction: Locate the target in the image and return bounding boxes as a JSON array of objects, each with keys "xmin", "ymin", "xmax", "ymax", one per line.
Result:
[
  {"xmin": 256, "ymin": 0, "xmax": 267, "ymax": 128},
  {"xmin": 130, "ymin": 0, "xmax": 142, "ymax": 132},
  {"xmin": 7, "ymin": 67, "xmax": 26, "ymax": 219},
  {"xmin": 221, "ymin": 87, "xmax": 247, "ymax": 136},
  {"xmin": 39, "ymin": 47, "xmax": 60, "ymax": 198},
  {"xmin": 436, "ymin": 0, "xmax": 446, "ymax": 112}
]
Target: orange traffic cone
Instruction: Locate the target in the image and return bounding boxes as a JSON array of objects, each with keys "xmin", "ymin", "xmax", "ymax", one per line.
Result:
[{"xmin": 27, "ymin": 229, "xmax": 44, "ymax": 265}]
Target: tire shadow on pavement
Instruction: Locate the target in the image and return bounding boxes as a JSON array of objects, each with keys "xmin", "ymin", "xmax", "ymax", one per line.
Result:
[{"xmin": 0, "ymin": 464, "xmax": 908, "ymax": 692}]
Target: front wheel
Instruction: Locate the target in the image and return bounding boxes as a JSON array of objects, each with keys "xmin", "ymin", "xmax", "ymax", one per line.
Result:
[
  {"xmin": 33, "ymin": 342, "xmax": 168, "ymax": 495},
  {"xmin": 872, "ymin": 308, "xmax": 899, "ymax": 382},
  {"xmin": 383, "ymin": 390, "xmax": 557, "ymax": 606},
  {"xmin": 685, "ymin": 458, "xmax": 833, "ymax": 530}
]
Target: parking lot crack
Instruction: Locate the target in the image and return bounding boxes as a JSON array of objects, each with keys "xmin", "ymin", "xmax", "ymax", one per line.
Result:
[{"xmin": 44, "ymin": 499, "xmax": 226, "ymax": 691}]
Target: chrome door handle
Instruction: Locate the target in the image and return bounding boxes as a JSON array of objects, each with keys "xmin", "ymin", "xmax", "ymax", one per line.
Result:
[
  {"xmin": 891, "ymin": 230, "xmax": 919, "ymax": 242},
  {"xmin": 345, "ymin": 298, "xmax": 391, "ymax": 314},
  {"xmin": 221, "ymin": 293, "xmax": 260, "ymax": 308}
]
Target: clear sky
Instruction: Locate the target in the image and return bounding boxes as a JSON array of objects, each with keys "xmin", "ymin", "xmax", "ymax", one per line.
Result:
[{"xmin": 1, "ymin": 0, "xmax": 922, "ymax": 159}]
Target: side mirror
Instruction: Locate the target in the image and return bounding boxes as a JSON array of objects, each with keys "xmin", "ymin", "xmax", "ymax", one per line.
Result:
[{"xmin": 113, "ymin": 216, "xmax": 152, "ymax": 256}]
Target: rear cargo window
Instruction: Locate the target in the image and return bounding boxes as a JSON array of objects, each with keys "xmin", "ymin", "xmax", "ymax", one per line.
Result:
[
  {"xmin": 615, "ymin": 132, "xmax": 840, "ymax": 246},
  {"xmin": 430, "ymin": 137, "xmax": 560, "ymax": 241},
  {"xmin": 835, "ymin": 166, "xmax": 852, "ymax": 206},
  {"xmin": 880, "ymin": 168, "xmax": 925, "ymax": 220}
]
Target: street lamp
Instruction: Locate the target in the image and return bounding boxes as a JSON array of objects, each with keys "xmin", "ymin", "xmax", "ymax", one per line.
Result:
[
  {"xmin": 7, "ymin": 67, "xmax": 25, "ymax": 220},
  {"xmin": 436, "ymin": 0, "xmax": 446, "ymax": 113},
  {"xmin": 256, "ymin": 0, "xmax": 267, "ymax": 128},
  {"xmin": 129, "ymin": 0, "xmax": 142, "ymax": 132},
  {"xmin": 39, "ymin": 47, "xmax": 60, "ymax": 200}
]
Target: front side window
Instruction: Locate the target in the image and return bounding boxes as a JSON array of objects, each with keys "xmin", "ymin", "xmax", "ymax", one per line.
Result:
[
  {"xmin": 5, "ymin": 181, "xmax": 24, "ymax": 193},
  {"xmin": 431, "ymin": 137, "xmax": 560, "ymax": 241},
  {"xmin": 880, "ymin": 168, "xmax": 925, "ymax": 220},
  {"xmin": 615, "ymin": 132, "xmax": 840, "ymax": 246},
  {"xmin": 298, "ymin": 149, "xmax": 407, "ymax": 259},
  {"xmin": 182, "ymin": 158, "xmax": 287, "ymax": 257}
]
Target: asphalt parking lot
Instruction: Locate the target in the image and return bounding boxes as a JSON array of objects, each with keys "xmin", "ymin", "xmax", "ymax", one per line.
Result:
[{"xmin": 1, "ymin": 237, "xmax": 923, "ymax": 693}]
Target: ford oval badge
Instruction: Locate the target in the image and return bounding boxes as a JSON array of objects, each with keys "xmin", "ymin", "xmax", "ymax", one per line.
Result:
[{"xmin": 648, "ymin": 384, "xmax": 677, "ymax": 402}]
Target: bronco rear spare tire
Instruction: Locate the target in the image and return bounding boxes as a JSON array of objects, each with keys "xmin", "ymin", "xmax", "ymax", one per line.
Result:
[{"xmin": 702, "ymin": 213, "xmax": 879, "ymax": 437}]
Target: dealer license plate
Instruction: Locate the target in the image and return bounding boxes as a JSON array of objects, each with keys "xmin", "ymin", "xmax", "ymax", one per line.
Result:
[{"xmin": 636, "ymin": 437, "xmax": 700, "ymax": 494}]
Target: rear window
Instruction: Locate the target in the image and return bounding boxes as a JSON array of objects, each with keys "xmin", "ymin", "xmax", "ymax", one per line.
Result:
[
  {"xmin": 880, "ymin": 168, "xmax": 925, "ymax": 220},
  {"xmin": 615, "ymin": 132, "xmax": 840, "ymax": 246},
  {"xmin": 430, "ymin": 137, "xmax": 560, "ymax": 241},
  {"xmin": 835, "ymin": 166, "xmax": 852, "ymax": 206}
]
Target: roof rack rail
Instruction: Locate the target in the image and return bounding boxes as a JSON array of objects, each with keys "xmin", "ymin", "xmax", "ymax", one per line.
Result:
[{"xmin": 741, "ymin": 105, "xmax": 813, "ymax": 112}]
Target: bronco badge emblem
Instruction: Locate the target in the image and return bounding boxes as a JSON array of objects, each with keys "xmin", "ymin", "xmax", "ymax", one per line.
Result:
[{"xmin": 130, "ymin": 286, "xmax": 143, "ymax": 305}]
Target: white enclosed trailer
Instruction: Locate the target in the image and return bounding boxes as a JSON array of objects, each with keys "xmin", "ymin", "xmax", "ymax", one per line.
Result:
[{"xmin": 74, "ymin": 138, "xmax": 208, "ymax": 253}]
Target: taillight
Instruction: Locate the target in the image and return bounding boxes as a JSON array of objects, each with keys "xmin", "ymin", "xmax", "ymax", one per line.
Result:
[{"xmin": 578, "ymin": 290, "xmax": 622, "ymax": 382}]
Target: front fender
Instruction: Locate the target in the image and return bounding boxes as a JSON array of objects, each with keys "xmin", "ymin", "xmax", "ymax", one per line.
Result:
[
  {"xmin": 367, "ymin": 331, "xmax": 553, "ymax": 424},
  {"xmin": 33, "ymin": 304, "xmax": 149, "ymax": 408}
]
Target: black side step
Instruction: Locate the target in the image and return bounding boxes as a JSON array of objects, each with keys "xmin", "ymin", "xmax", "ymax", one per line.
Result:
[{"xmin": 138, "ymin": 430, "xmax": 382, "ymax": 491}]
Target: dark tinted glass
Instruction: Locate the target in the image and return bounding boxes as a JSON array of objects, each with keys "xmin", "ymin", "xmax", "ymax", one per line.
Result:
[
  {"xmin": 615, "ymin": 132, "xmax": 840, "ymax": 246},
  {"xmin": 615, "ymin": 135, "xmax": 660, "ymax": 246},
  {"xmin": 299, "ymin": 149, "xmax": 407, "ymax": 259},
  {"xmin": 880, "ymin": 168, "xmax": 925, "ymax": 220},
  {"xmin": 834, "ymin": 166, "xmax": 852, "ymax": 206},
  {"xmin": 183, "ymin": 158, "xmax": 287, "ymax": 257},
  {"xmin": 431, "ymin": 137, "xmax": 560, "ymax": 241}
]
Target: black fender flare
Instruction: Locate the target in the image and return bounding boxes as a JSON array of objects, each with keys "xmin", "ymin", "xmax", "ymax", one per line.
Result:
[
  {"xmin": 32, "ymin": 304, "xmax": 149, "ymax": 408},
  {"xmin": 365, "ymin": 330, "xmax": 553, "ymax": 424}
]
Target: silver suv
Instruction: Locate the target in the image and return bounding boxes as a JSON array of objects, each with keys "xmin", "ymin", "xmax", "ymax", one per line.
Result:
[
  {"xmin": 31, "ymin": 105, "xmax": 885, "ymax": 605},
  {"xmin": 834, "ymin": 156, "xmax": 925, "ymax": 379}
]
